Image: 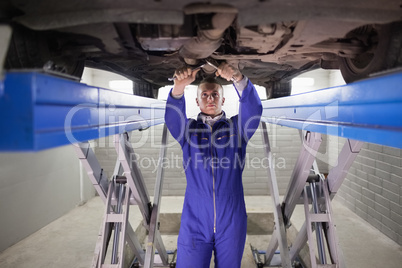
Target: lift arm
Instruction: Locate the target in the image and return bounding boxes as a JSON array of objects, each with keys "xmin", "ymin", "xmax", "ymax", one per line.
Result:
[
  {"xmin": 261, "ymin": 71, "xmax": 402, "ymax": 149},
  {"xmin": 0, "ymin": 71, "xmax": 165, "ymax": 151}
]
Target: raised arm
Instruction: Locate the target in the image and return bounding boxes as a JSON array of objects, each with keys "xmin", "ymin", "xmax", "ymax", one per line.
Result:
[
  {"xmin": 238, "ymin": 79, "xmax": 263, "ymax": 141},
  {"xmin": 165, "ymin": 67, "xmax": 200, "ymax": 146},
  {"xmin": 215, "ymin": 63, "xmax": 262, "ymax": 141}
]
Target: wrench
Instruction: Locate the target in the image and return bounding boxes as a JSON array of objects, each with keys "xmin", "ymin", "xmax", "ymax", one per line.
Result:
[
  {"xmin": 205, "ymin": 60, "xmax": 236, "ymax": 82},
  {"xmin": 168, "ymin": 64, "xmax": 205, "ymax": 81}
]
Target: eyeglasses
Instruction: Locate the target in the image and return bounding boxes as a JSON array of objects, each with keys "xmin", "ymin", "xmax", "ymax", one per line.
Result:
[{"xmin": 200, "ymin": 92, "xmax": 220, "ymax": 99}]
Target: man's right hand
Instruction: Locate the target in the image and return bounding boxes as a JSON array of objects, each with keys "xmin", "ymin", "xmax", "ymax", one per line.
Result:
[{"xmin": 172, "ymin": 67, "xmax": 200, "ymax": 96}]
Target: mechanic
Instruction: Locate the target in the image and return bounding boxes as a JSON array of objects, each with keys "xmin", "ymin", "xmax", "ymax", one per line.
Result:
[{"xmin": 165, "ymin": 62, "xmax": 262, "ymax": 267}]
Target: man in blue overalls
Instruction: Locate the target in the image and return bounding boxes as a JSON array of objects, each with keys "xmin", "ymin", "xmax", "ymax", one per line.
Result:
[{"xmin": 165, "ymin": 62, "xmax": 262, "ymax": 267}]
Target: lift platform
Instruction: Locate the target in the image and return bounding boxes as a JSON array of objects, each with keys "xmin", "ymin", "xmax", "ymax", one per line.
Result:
[
  {"xmin": 1, "ymin": 69, "xmax": 402, "ymax": 268},
  {"xmin": 255, "ymin": 70, "xmax": 402, "ymax": 268}
]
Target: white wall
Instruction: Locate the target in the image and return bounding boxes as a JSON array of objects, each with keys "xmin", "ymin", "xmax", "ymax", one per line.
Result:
[
  {"xmin": 0, "ymin": 68, "xmax": 104, "ymax": 253},
  {"xmin": 81, "ymin": 67, "xmax": 133, "ymax": 94},
  {"xmin": 0, "ymin": 146, "xmax": 94, "ymax": 252}
]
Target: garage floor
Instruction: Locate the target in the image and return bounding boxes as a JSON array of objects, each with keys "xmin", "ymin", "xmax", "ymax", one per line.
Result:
[{"xmin": 0, "ymin": 196, "xmax": 401, "ymax": 268}]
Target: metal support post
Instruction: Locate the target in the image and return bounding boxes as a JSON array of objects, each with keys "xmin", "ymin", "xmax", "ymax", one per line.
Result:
[
  {"xmin": 263, "ymin": 129, "xmax": 322, "ymax": 266},
  {"xmin": 322, "ymin": 177, "xmax": 342, "ymax": 267},
  {"xmin": 261, "ymin": 122, "xmax": 292, "ymax": 268},
  {"xmin": 144, "ymin": 124, "xmax": 169, "ymax": 267},
  {"xmin": 304, "ymin": 176, "xmax": 328, "ymax": 267},
  {"xmin": 289, "ymin": 221, "xmax": 308, "ymax": 264},
  {"xmin": 282, "ymin": 131, "xmax": 323, "ymax": 224},
  {"xmin": 327, "ymin": 139, "xmax": 364, "ymax": 194},
  {"xmin": 115, "ymin": 133, "xmax": 152, "ymax": 223},
  {"xmin": 98, "ymin": 177, "xmax": 132, "ymax": 268},
  {"xmin": 309, "ymin": 178, "xmax": 327, "ymax": 264},
  {"xmin": 75, "ymin": 142, "xmax": 109, "ymax": 202},
  {"xmin": 111, "ymin": 181, "xmax": 126, "ymax": 264},
  {"xmin": 289, "ymin": 139, "xmax": 362, "ymax": 266},
  {"xmin": 302, "ymin": 176, "xmax": 340, "ymax": 268}
]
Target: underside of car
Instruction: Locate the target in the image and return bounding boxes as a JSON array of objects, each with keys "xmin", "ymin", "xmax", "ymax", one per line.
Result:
[{"xmin": 1, "ymin": 0, "xmax": 402, "ymax": 98}]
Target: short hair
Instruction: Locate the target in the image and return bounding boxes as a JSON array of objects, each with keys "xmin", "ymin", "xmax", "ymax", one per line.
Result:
[{"xmin": 198, "ymin": 76, "xmax": 224, "ymax": 92}]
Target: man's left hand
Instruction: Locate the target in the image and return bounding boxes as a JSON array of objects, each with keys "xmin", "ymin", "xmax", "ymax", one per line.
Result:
[{"xmin": 215, "ymin": 62, "xmax": 243, "ymax": 82}]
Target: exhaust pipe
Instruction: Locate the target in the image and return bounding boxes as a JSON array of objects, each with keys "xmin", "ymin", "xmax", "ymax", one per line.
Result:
[{"xmin": 179, "ymin": 5, "xmax": 237, "ymax": 61}]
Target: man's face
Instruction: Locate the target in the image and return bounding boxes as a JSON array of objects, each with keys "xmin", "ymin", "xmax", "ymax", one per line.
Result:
[{"xmin": 196, "ymin": 82, "xmax": 225, "ymax": 117}]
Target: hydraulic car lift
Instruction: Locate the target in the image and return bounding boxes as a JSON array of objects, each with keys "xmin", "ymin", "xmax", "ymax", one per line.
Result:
[
  {"xmin": 254, "ymin": 69, "xmax": 402, "ymax": 268},
  {"xmin": 1, "ymin": 69, "xmax": 402, "ymax": 268}
]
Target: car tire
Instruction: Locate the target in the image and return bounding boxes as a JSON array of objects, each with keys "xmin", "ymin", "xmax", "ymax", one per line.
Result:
[
  {"xmin": 5, "ymin": 24, "xmax": 85, "ymax": 79},
  {"xmin": 52, "ymin": 57, "xmax": 85, "ymax": 79},
  {"xmin": 339, "ymin": 22, "xmax": 402, "ymax": 83},
  {"xmin": 265, "ymin": 80, "xmax": 292, "ymax": 99},
  {"xmin": 133, "ymin": 80, "xmax": 157, "ymax": 98}
]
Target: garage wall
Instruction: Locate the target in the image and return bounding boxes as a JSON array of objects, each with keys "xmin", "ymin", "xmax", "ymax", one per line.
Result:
[
  {"xmin": 0, "ymin": 68, "xmax": 98, "ymax": 253},
  {"xmin": 333, "ymin": 140, "xmax": 402, "ymax": 245},
  {"xmin": 323, "ymin": 71, "xmax": 402, "ymax": 246},
  {"xmin": 0, "ymin": 146, "xmax": 95, "ymax": 253}
]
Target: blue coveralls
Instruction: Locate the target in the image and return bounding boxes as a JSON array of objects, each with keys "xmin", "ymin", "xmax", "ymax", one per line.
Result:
[{"xmin": 165, "ymin": 80, "xmax": 262, "ymax": 267}]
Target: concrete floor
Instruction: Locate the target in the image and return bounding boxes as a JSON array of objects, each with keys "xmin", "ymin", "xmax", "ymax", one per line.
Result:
[{"xmin": 0, "ymin": 196, "xmax": 401, "ymax": 268}]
